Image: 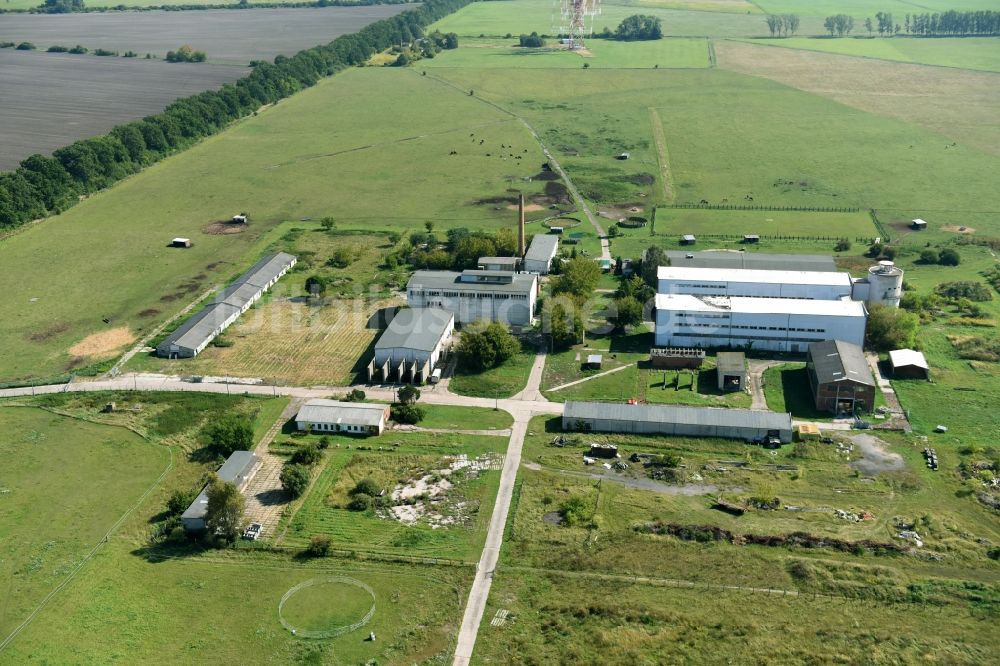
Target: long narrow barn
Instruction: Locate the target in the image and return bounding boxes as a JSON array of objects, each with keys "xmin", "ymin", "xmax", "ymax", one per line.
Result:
[
  {"xmin": 156, "ymin": 252, "xmax": 297, "ymax": 358},
  {"xmin": 562, "ymin": 401, "xmax": 793, "ymax": 443}
]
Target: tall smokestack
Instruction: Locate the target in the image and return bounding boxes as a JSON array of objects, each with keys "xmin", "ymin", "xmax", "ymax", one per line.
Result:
[{"xmin": 517, "ymin": 193, "xmax": 526, "ymax": 258}]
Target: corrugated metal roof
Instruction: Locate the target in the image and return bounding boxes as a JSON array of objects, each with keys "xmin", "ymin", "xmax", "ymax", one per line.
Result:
[
  {"xmin": 375, "ymin": 307, "xmax": 453, "ymax": 353},
  {"xmin": 658, "ymin": 265, "xmax": 852, "ymax": 288},
  {"xmin": 808, "ymin": 339, "xmax": 874, "ymax": 386},
  {"xmin": 478, "ymin": 256, "xmax": 519, "ymax": 267},
  {"xmin": 716, "ymin": 352, "xmax": 746, "ymax": 373},
  {"xmin": 889, "ymin": 348, "xmax": 928, "ymax": 370},
  {"xmin": 525, "ymin": 234, "xmax": 559, "ymax": 263},
  {"xmin": 408, "ymin": 270, "xmax": 537, "ymax": 295},
  {"xmin": 181, "ymin": 451, "xmax": 258, "ymax": 521},
  {"xmin": 655, "ymin": 294, "xmax": 866, "ymax": 317},
  {"xmin": 163, "ymin": 302, "xmax": 241, "ymax": 352},
  {"xmin": 564, "ymin": 401, "xmax": 791, "ymax": 431},
  {"xmin": 296, "ymin": 399, "xmax": 388, "ymax": 427},
  {"xmin": 240, "ymin": 252, "xmax": 297, "ymax": 288},
  {"xmin": 665, "ymin": 251, "xmax": 837, "ymax": 272}
]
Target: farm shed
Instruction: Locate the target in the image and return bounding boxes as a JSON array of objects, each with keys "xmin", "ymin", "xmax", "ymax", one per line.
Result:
[
  {"xmin": 657, "ymin": 265, "xmax": 854, "ymax": 301},
  {"xmin": 170, "ymin": 237, "xmax": 192, "ymax": 248},
  {"xmin": 888, "ymin": 349, "xmax": 929, "ymax": 379},
  {"xmin": 655, "ymin": 294, "xmax": 867, "ymax": 353},
  {"xmin": 156, "ymin": 252, "xmax": 296, "ymax": 358},
  {"xmin": 911, "ymin": 219, "xmax": 928, "ymax": 230},
  {"xmin": 295, "ymin": 399, "xmax": 390, "ymax": 436},
  {"xmin": 584, "ymin": 354, "xmax": 603, "ymax": 370},
  {"xmin": 406, "ymin": 269, "xmax": 537, "ymax": 326},
  {"xmin": 650, "ymin": 347, "xmax": 705, "ymax": 369},
  {"xmin": 664, "ymin": 251, "xmax": 837, "ymax": 272},
  {"xmin": 716, "ymin": 352, "xmax": 747, "ymax": 392},
  {"xmin": 523, "ymin": 234, "xmax": 559, "ymax": 274},
  {"xmin": 182, "ymin": 451, "xmax": 260, "ymax": 532},
  {"xmin": 742, "ymin": 234, "xmax": 760, "ymax": 244},
  {"xmin": 681, "ymin": 234, "xmax": 697, "ymax": 245},
  {"xmin": 371, "ymin": 307, "xmax": 454, "ymax": 384},
  {"xmin": 478, "ymin": 256, "xmax": 520, "ymax": 272},
  {"xmin": 807, "ymin": 339, "xmax": 876, "ymax": 415},
  {"xmin": 562, "ymin": 401, "xmax": 793, "ymax": 443}
]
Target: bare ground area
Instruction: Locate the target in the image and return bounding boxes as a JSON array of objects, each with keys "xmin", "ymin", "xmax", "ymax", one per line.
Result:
[
  {"xmin": 68, "ymin": 326, "xmax": 135, "ymax": 360},
  {"xmin": 716, "ymin": 41, "xmax": 1000, "ymax": 155},
  {"xmin": 849, "ymin": 433, "xmax": 905, "ymax": 476}
]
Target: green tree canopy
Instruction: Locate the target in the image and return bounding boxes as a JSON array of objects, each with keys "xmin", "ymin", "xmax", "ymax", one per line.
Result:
[
  {"xmin": 553, "ymin": 257, "xmax": 601, "ymax": 299},
  {"xmin": 201, "ymin": 414, "xmax": 254, "ymax": 457},
  {"xmin": 280, "ymin": 464, "xmax": 311, "ymax": 498},
  {"xmin": 205, "ymin": 476, "xmax": 246, "ymax": 542},
  {"xmin": 615, "ymin": 15, "xmax": 662, "ymax": 41},
  {"xmin": 866, "ymin": 305, "xmax": 919, "ymax": 351}
]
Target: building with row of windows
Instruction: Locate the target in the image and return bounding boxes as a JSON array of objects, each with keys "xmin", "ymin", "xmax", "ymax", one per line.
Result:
[{"xmin": 406, "ymin": 269, "xmax": 538, "ymax": 327}]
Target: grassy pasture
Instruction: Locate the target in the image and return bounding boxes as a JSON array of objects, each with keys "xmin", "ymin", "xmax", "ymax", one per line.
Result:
[
  {"xmin": 277, "ymin": 429, "xmax": 506, "ymax": 561},
  {"xmin": 746, "ymin": 37, "xmax": 1000, "ymax": 73},
  {"xmin": 418, "ymin": 36, "xmax": 710, "ymax": 69},
  {"xmin": 652, "ymin": 207, "xmax": 877, "ymax": 239},
  {"xmin": 417, "ymin": 404, "xmax": 514, "ymax": 430},
  {"xmin": 449, "ymin": 345, "xmax": 537, "ymax": 398},
  {"xmin": 0, "ymin": 406, "xmax": 168, "ymax": 640},
  {"xmin": 0, "ymin": 67, "xmax": 548, "ymax": 385},
  {"xmin": 756, "ymin": 0, "xmax": 1000, "ymax": 15}
]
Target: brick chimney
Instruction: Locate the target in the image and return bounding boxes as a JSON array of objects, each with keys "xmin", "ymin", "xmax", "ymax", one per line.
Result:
[{"xmin": 517, "ymin": 193, "xmax": 526, "ymax": 257}]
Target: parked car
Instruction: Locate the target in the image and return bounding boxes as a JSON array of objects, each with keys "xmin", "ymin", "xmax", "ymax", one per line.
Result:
[{"xmin": 243, "ymin": 522, "xmax": 262, "ymax": 540}]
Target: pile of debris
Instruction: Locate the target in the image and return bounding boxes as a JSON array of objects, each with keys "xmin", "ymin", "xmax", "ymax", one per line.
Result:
[
  {"xmin": 923, "ymin": 447, "xmax": 939, "ymax": 471},
  {"xmin": 381, "ymin": 453, "xmax": 502, "ymax": 528}
]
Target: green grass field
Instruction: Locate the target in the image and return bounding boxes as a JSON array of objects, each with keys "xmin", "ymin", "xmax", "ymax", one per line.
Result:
[
  {"xmin": 0, "ymin": 406, "xmax": 169, "ymax": 639},
  {"xmin": 418, "ymin": 36, "xmax": 710, "ymax": 69},
  {"xmin": 754, "ymin": 0, "xmax": 1000, "ymax": 17},
  {"xmin": 746, "ymin": 37, "xmax": 1000, "ymax": 73},
  {"xmin": 449, "ymin": 346, "xmax": 537, "ymax": 398},
  {"xmin": 277, "ymin": 428, "xmax": 507, "ymax": 560},
  {"xmin": 417, "ymin": 404, "xmax": 514, "ymax": 430},
  {"xmin": 652, "ymin": 207, "xmax": 878, "ymax": 240}
]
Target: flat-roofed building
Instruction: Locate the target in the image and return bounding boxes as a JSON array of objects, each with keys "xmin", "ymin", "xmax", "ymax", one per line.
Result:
[
  {"xmin": 372, "ymin": 307, "xmax": 454, "ymax": 383},
  {"xmin": 657, "ymin": 265, "xmax": 854, "ymax": 301},
  {"xmin": 562, "ymin": 401, "xmax": 793, "ymax": 443},
  {"xmin": 406, "ymin": 269, "xmax": 537, "ymax": 326},
  {"xmin": 716, "ymin": 351, "xmax": 747, "ymax": 392},
  {"xmin": 806, "ymin": 339, "xmax": 876, "ymax": 414},
  {"xmin": 478, "ymin": 256, "xmax": 520, "ymax": 272},
  {"xmin": 654, "ymin": 294, "xmax": 866, "ymax": 353},
  {"xmin": 523, "ymin": 234, "xmax": 559, "ymax": 274},
  {"xmin": 182, "ymin": 451, "xmax": 260, "ymax": 532},
  {"xmin": 664, "ymin": 251, "xmax": 837, "ymax": 272},
  {"xmin": 157, "ymin": 252, "xmax": 296, "ymax": 358},
  {"xmin": 295, "ymin": 399, "xmax": 390, "ymax": 436}
]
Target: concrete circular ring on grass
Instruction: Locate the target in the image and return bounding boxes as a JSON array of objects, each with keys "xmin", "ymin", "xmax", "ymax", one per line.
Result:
[
  {"xmin": 278, "ymin": 576, "xmax": 376, "ymax": 639},
  {"xmin": 543, "ymin": 217, "xmax": 582, "ymax": 229}
]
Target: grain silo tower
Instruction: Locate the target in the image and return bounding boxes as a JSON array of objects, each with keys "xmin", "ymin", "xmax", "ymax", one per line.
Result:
[{"xmin": 866, "ymin": 260, "xmax": 903, "ymax": 308}]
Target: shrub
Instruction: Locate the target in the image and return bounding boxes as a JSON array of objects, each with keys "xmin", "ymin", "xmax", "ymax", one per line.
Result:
[
  {"xmin": 347, "ymin": 494, "xmax": 372, "ymax": 511},
  {"xmin": 559, "ymin": 495, "xmax": 596, "ymax": 527},
  {"xmin": 166, "ymin": 489, "xmax": 197, "ymax": 516},
  {"xmin": 165, "ymin": 45, "xmax": 207, "ymax": 63},
  {"xmin": 47, "ymin": 45, "xmax": 69, "ymax": 53},
  {"xmin": 290, "ymin": 442, "xmax": 322, "ymax": 466},
  {"xmin": 318, "ymin": 435, "xmax": 331, "ymax": 450},
  {"xmin": 350, "ymin": 478, "xmax": 381, "ymax": 497},
  {"xmin": 935, "ymin": 281, "xmax": 992, "ymax": 302},
  {"xmin": 938, "ymin": 248, "xmax": 961, "ymax": 266},
  {"xmin": 614, "ymin": 14, "xmax": 662, "ymax": 41},
  {"xmin": 280, "ymin": 464, "xmax": 311, "ymax": 498},
  {"xmin": 211, "ymin": 336, "xmax": 234, "ymax": 348},
  {"xmin": 16, "ymin": 42, "xmax": 37, "ymax": 51},
  {"xmin": 918, "ymin": 248, "xmax": 939, "ymax": 264},
  {"xmin": 93, "ymin": 48, "xmax": 118, "ymax": 57},
  {"xmin": 391, "ymin": 403, "xmax": 424, "ymax": 424},
  {"xmin": 68, "ymin": 44, "xmax": 88, "ymax": 54},
  {"xmin": 834, "ymin": 239, "xmax": 851, "ymax": 252},
  {"xmin": 123, "ymin": 50, "xmax": 138, "ymax": 58},
  {"xmin": 306, "ymin": 535, "xmax": 331, "ymax": 557},
  {"xmin": 0, "ymin": 42, "xmax": 15, "ymax": 49},
  {"xmin": 866, "ymin": 305, "xmax": 919, "ymax": 351},
  {"xmin": 200, "ymin": 414, "xmax": 254, "ymax": 457},
  {"xmin": 519, "ymin": 32, "xmax": 545, "ymax": 47},
  {"xmin": 304, "ymin": 274, "xmax": 328, "ymax": 297},
  {"xmin": 342, "ymin": 388, "xmax": 366, "ymax": 402}
]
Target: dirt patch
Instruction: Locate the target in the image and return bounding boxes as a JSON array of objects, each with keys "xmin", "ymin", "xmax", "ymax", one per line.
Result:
[
  {"xmin": 542, "ymin": 511, "xmax": 564, "ymax": 526},
  {"xmin": 29, "ymin": 321, "xmax": 70, "ymax": 343},
  {"xmin": 942, "ymin": 225, "xmax": 976, "ymax": 234},
  {"xmin": 473, "ymin": 194, "xmax": 519, "ymax": 206},
  {"xmin": 203, "ymin": 220, "xmax": 248, "ymax": 235},
  {"xmin": 205, "ymin": 261, "xmax": 225, "ymax": 270},
  {"xmin": 68, "ymin": 326, "xmax": 135, "ymax": 360},
  {"xmin": 507, "ymin": 203, "xmax": 545, "ymax": 213},
  {"xmin": 715, "ymin": 40, "xmax": 1000, "ymax": 155},
  {"xmin": 849, "ymin": 434, "xmax": 905, "ymax": 476},
  {"xmin": 138, "ymin": 308, "xmax": 161, "ymax": 318},
  {"xmin": 159, "ymin": 293, "xmax": 181, "ymax": 302}
]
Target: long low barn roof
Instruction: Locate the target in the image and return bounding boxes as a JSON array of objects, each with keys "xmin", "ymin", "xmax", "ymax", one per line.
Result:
[
  {"xmin": 181, "ymin": 451, "xmax": 258, "ymax": 521},
  {"xmin": 664, "ymin": 251, "xmax": 837, "ymax": 272},
  {"xmin": 375, "ymin": 307, "xmax": 453, "ymax": 353},
  {"xmin": 525, "ymin": 234, "xmax": 559, "ymax": 262},
  {"xmin": 296, "ymin": 399, "xmax": 388, "ymax": 426},
  {"xmin": 655, "ymin": 294, "xmax": 866, "ymax": 317},
  {"xmin": 160, "ymin": 302, "xmax": 241, "ymax": 352},
  {"xmin": 564, "ymin": 401, "xmax": 792, "ymax": 431},
  {"xmin": 657, "ymin": 265, "xmax": 852, "ymax": 288},
  {"xmin": 408, "ymin": 270, "xmax": 537, "ymax": 295}
]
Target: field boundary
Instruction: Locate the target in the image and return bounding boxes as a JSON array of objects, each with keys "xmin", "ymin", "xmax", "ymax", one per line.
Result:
[
  {"xmin": 648, "ymin": 107, "xmax": 675, "ymax": 202},
  {"xmin": 664, "ymin": 203, "xmax": 861, "ymax": 212},
  {"xmin": 0, "ymin": 438, "xmax": 175, "ymax": 654}
]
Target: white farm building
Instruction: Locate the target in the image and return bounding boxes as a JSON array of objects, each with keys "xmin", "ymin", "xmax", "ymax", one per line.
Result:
[
  {"xmin": 657, "ymin": 266, "xmax": 854, "ymax": 301},
  {"xmin": 406, "ymin": 269, "xmax": 538, "ymax": 326},
  {"xmin": 523, "ymin": 234, "xmax": 559, "ymax": 274},
  {"xmin": 156, "ymin": 252, "xmax": 296, "ymax": 358},
  {"xmin": 654, "ymin": 294, "xmax": 866, "ymax": 353},
  {"xmin": 370, "ymin": 307, "xmax": 454, "ymax": 384},
  {"xmin": 295, "ymin": 399, "xmax": 390, "ymax": 436}
]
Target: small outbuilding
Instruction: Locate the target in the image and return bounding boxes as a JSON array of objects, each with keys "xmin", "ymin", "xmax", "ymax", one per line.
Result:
[
  {"xmin": 182, "ymin": 451, "xmax": 260, "ymax": 532},
  {"xmin": 681, "ymin": 234, "xmax": 696, "ymax": 246},
  {"xmin": 584, "ymin": 354, "xmax": 603, "ymax": 370},
  {"xmin": 478, "ymin": 256, "xmax": 520, "ymax": 272},
  {"xmin": 523, "ymin": 234, "xmax": 560, "ymax": 274},
  {"xmin": 170, "ymin": 238, "xmax": 192, "ymax": 248},
  {"xmin": 295, "ymin": 399, "xmax": 390, "ymax": 436},
  {"xmin": 716, "ymin": 352, "xmax": 747, "ymax": 392},
  {"xmin": 888, "ymin": 349, "xmax": 929, "ymax": 379},
  {"xmin": 806, "ymin": 339, "xmax": 876, "ymax": 415},
  {"xmin": 742, "ymin": 234, "xmax": 760, "ymax": 244},
  {"xmin": 911, "ymin": 219, "xmax": 928, "ymax": 231}
]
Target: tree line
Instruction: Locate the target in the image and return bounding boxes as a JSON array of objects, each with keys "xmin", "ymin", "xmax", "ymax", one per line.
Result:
[
  {"xmin": 764, "ymin": 14, "xmax": 800, "ymax": 38},
  {"xmin": 5, "ymin": 0, "xmax": 417, "ymax": 14},
  {"xmin": 0, "ymin": 0, "xmax": 473, "ymax": 230}
]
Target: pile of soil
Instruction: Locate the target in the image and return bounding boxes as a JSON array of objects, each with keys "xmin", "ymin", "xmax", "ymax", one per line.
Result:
[{"xmin": 203, "ymin": 220, "xmax": 248, "ymax": 235}]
